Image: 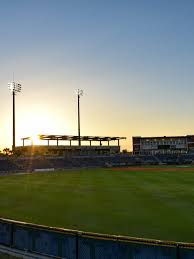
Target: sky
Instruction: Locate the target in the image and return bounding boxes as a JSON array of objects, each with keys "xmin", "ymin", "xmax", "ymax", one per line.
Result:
[{"xmin": 1, "ymin": 0, "xmax": 194, "ymax": 151}]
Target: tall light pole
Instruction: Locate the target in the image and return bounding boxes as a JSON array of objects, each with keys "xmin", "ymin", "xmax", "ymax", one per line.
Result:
[
  {"xmin": 8, "ymin": 81, "xmax": 22, "ymax": 151},
  {"xmin": 75, "ymin": 89, "xmax": 83, "ymax": 146}
]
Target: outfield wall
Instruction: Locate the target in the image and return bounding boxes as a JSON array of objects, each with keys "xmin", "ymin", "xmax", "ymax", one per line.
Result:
[{"xmin": 0, "ymin": 218, "xmax": 194, "ymax": 259}]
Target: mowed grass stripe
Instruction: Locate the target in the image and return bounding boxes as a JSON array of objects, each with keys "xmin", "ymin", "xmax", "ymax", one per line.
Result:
[{"xmin": 0, "ymin": 168, "xmax": 194, "ymax": 242}]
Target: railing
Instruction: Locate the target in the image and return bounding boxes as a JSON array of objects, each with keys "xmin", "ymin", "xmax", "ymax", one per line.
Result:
[{"xmin": 0, "ymin": 217, "xmax": 194, "ymax": 258}]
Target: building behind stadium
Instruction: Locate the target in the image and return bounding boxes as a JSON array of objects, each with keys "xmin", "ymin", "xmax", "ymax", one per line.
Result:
[{"xmin": 133, "ymin": 135, "xmax": 194, "ymax": 155}]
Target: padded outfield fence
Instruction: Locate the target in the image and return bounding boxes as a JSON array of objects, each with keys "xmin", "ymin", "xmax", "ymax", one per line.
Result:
[{"xmin": 0, "ymin": 218, "xmax": 194, "ymax": 258}]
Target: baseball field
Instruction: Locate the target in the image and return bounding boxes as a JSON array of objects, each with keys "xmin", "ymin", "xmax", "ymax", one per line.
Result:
[{"xmin": 0, "ymin": 166, "xmax": 194, "ymax": 242}]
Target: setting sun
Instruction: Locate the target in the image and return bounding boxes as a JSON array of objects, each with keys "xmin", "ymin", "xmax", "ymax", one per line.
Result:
[
  {"xmin": 30, "ymin": 134, "xmax": 40, "ymax": 145},
  {"xmin": 15, "ymin": 108, "xmax": 70, "ymax": 147}
]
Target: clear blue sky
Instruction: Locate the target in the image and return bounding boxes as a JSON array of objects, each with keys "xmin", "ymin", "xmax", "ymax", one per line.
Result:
[{"xmin": 1, "ymin": 0, "xmax": 194, "ymax": 150}]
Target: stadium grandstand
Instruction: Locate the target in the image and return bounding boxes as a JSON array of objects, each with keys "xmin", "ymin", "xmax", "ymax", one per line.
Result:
[
  {"xmin": 2, "ymin": 135, "xmax": 194, "ymax": 173},
  {"xmin": 16, "ymin": 134, "xmax": 126, "ymax": 156}
]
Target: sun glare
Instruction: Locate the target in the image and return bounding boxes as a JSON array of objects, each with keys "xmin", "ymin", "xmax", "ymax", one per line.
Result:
[
  {"xmin": 16, "ymin": 109, "xmax": 71, "ymax": 147},
  {"xmin": 30, "ymin": 134, "xmax": 40, "ymax": 145}
]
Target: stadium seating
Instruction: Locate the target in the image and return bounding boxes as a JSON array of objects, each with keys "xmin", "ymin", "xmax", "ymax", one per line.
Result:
[{"xmin": 1, "ymin": 153, "xmax": 194, "ymax": 172}]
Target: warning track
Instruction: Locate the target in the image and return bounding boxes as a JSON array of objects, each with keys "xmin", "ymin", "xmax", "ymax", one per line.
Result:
[{"xmin": 110, "ymin": 166, "xmax": 194, "ymax": 172}]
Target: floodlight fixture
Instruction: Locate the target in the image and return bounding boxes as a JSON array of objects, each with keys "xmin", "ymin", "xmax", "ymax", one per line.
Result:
[
  {"xmin": 75, "ymin": 89, "xmax": 83, "ymax": 97},
  {"xmin": 8, "ymin": 82, "xmax": 22, "ymax": 93},
  {"xmin": 75, "ymin": 89, "xmax": 84, "ymax": 146},
  {"xmin": 8, "ymin": 80, "xmax": 22, "ymax": 151}
]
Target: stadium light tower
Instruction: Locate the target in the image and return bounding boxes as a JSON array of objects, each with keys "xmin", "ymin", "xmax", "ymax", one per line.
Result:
[
  {"xmin": 8, "ymin": 80, "xmax": 22, "ymax": 151},
  {"xmin": 75, "ymin": 89, "xmax": 83, "ymax": 146}
]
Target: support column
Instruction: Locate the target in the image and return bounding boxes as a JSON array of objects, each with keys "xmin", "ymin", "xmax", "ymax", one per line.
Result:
[
  {"xmin": 78, "ymin": 94, "xmax": 81, "ymax": 146},
  {"xmin": 12, "ymin": 92, "xmax": 15, "ymax": 151}
]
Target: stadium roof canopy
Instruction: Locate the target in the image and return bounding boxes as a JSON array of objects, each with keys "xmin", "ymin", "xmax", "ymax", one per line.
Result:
[
  {"xmin": 21, "ymin": 135, "xmax": 126, "ymax": 146},
  {"xmin": 21, "ymin": 135, "xmax": 126, "ymax": 141}
]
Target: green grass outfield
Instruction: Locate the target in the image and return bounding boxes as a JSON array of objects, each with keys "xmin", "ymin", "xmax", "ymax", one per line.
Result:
[{"xmin": 0, "ymin": 166, "xmax": 194, "ymax": 242}]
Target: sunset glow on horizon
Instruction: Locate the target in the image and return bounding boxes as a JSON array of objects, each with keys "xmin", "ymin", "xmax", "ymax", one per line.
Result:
[{"xmin": 1, "ymin": 1, "xmax": 194, "ymax": 151}]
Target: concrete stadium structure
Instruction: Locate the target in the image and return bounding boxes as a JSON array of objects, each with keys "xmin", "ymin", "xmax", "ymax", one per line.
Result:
[
  {"xmin": 133, "ymin": 135, "xmax": 194, "ymax": 155},
  {"xmin": 16, "ymin": 135, "xmax": 126, "ymax": 156}
]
